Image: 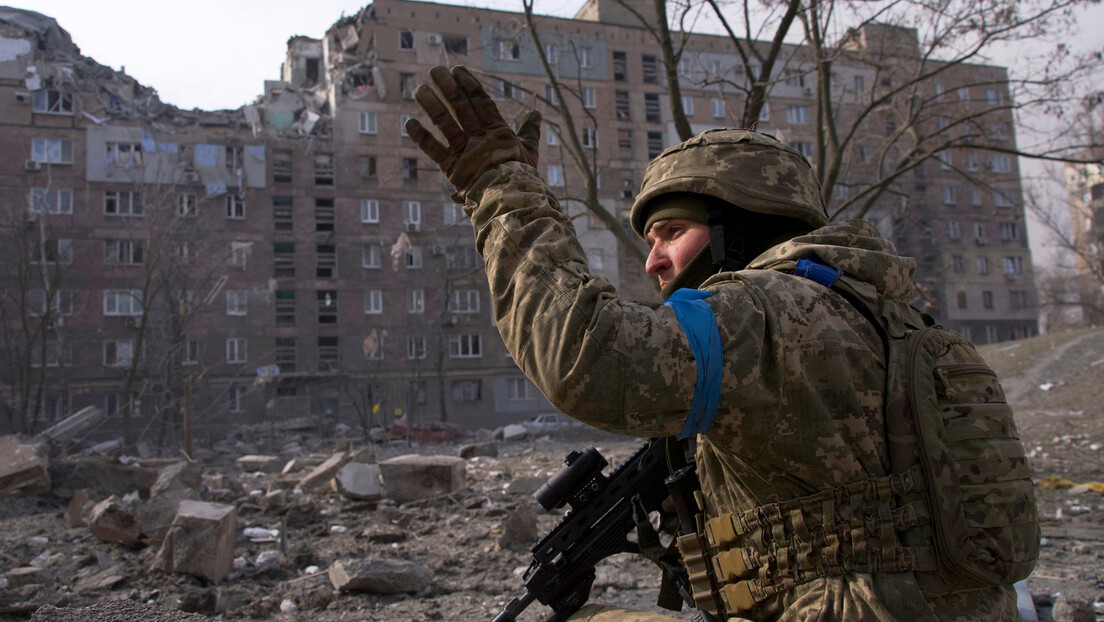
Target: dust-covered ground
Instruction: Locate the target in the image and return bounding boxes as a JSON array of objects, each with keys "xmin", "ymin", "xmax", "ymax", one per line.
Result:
[{"xmin": 2, "ymin": 328, "xmax": 1103, "ymax": 622}]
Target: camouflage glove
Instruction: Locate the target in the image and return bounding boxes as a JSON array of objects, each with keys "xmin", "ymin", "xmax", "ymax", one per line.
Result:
[{"xmin": 405, "ymin": 65, "xmax": 541, "ymax": 203}]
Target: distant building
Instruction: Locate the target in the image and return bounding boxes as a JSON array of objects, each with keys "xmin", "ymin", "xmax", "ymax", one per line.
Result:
[
  {"xmin": 1064, "ymin": 151, "xmax": 1104, "ymax": 325},
  {"xmin": 0, "ymin": 0, "xmax": 1038, "ymax": 441}
]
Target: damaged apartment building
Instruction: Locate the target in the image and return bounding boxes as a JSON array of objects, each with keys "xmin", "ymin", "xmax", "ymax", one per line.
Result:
[{"xmin": 1, "ymin": 0, "xmax": 1038, "ymax": 445}]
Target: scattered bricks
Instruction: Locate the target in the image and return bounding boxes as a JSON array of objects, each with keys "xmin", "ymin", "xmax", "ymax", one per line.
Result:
[
  {"xmin": 497, "ymin": 504, "xmax": 538, "ymax": 550},
  {"xmin": 68, "ymin": 489, "xmax": 90, "ymax": 527},
  {"xmin": 6, "ymin": 566, "xmax": 48, "ymax": 587},
  {"xmin": 88, "ymin": 496, "xmax": 141, "ymax": 544},
  {"xmin": 328, "ymin": 559, "xmax": 429, "ymax": 594},
  {"xmin": 458, "ymin": 442, "xmax": 498, "ymax": 459},
  {"xmin": 0, "ymin": 435, "xmax": 50, "ymax": 494},
  {"xmin": 298, "ymin": 452, "xmax": 349, "ymax": 493},
  {"xmin": 236, "ymin": 455, "xmax": 281, "ymax": 473},
  {"xmin": 333, "ymin": 462, "xmax": 381, "ymax": 500},
  {"xmin": 154, "ymin": 500, "xmax": 237, "ymax": 582},
  {"xmin": 378, "ymin": 455, "xmax": 466, "ymax": 503}
]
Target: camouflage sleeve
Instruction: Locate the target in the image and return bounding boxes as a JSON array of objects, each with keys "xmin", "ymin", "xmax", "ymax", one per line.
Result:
[{"xmin": 465, "ymin": 162, "xmax": 767, "ymax": 437}]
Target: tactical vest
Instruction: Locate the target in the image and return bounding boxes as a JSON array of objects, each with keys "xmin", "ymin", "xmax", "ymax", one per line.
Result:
[{"xmin": 676, "ymin": 263, "xmax": 1040, "ymax": 618}]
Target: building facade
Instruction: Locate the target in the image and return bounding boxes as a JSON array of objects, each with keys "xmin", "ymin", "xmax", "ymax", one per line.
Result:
[
  {"xmin": 1064, "ymin": 152, "xmax": 1104, "ymax": 325},
  {"xmin": 0, "ymin": 0, "xmax": 1038, "ymax": 444}
]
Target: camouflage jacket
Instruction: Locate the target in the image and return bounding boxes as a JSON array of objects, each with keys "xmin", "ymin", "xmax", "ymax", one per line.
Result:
[{"xmin": 467, "ymin": 162, "xmax": 1017, "ymax": 621}]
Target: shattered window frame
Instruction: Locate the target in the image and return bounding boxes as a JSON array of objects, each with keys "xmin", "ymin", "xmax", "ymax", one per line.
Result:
[
  {"xmin": 275, "ymin": 291, "xmax": 296, "ymax": 326},
  {"xmin": 275, "ymin": 337, "xmax": 296, "ymax": 371},
  {"xmin": 32, "ymin": 138, "xmax": 74, "ymax": 164},
  {"xmin": 399, "ymin": 30, "xmax": 414, "ymax": 50},
  {"xmin": 313, "ymin": 152, "xmax": 335, "ymax": 186},
  {"xmin": 225, "ymin": 195, "xmax": 246, "ymax": 220},
  {"xmin": 316, "ymin": 244, "xmax": 337, "ymax": 278},
  {"xmin": 104, "ymin": 238, "xmax": 145, "ymax": 265},
  {"xmin": 29, "ymin": 187, "xmax": 73, "ymax": 214},
  {"xmin": 178, "ymin": 193, "xmax": 198, "ymax": 218},
  {"xmin": 107, "ymin": 142, "xmax": 143, "ymax": 168},
  {"xmin": 400, "ymin": 73, "xmax": 417, "ymax": 100},
  {"xmin": 274, "ymin": 242, "xmax": 296, "ymax": 277},
  {"xmin": 33, "ymin": 89, "xmax": 73, "ymax": 115},
  {"xmin": 318, "ymin": 336, "xmax": 340, "ymax": 370},
  {"xmin": 451, "ymin": 378, "xmax": 481, "ymax": 402},
  {"xmin": 273, "ymin": 149, "xmax": 293, "ymax": 184},
  {"xmin": 317, "ymin": 290, "xmax": 338, "ymax": 325},
  {"xmin": 496, "ymin": 39, "xmax": 521, "ymax": 61},
  {"xmin": 273, "ymin": 196, "xmax": 293, "ymax": 231},
  {"xmin": 402, "ymin": 157, "xmax": 418, "ymax": 180},
  {"xmin": 443, "ymin": 34, "xmax": 468, "ymax": 55},
  {"xmin": 360, "ymin": 155, "xmax": 378, "ymax": 179},
  {"xmin": 314, "ymin": 198, "xmax": 335, "ymax": 232}
]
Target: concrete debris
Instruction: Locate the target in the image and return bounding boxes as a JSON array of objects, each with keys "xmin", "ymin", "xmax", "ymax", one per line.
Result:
[
  {"xmin": 72, "ymin": 565, "xmax": 127, "ymax": 592},
  {"xmin": 36, "ymin": 407, "xmax": 105, "ymax": 444},
  {"xmin": 328, "ymin": 559, "xmax": 430, "ymax": 594},
  {"xmin": 87, "ymin": 496, "xmax": 141, "ymax": 544},
  {"xmin": 215, "ymin": 586, "xmax": 252, "ymax": 613},
  {"xmin": 378, "ymin": 454, "xmax": 466, "ymax": 503},
  {"xmin": 50, "ymin": 457, "xmax": 158, "ymax": 499},
  {"xmin": 333, "ymin": 462, "xmax": 381, "ymax": 500},
  {"xmin": 66, "ymin": 489, "xmax": 89, "ymax": 527},
  {"xmin": 499, "ymin": 424, "xmax": 528, "ymax": 441},
  {"xmin": 1052, "ymin": 595, "xmax": 1095, "ymax": 622},
  {"xmin": 31, "ymin": 600, "xmax": 209, "ymax": 622},
  {"xmin": 154, "ymin": 500, "xmax": 237, "ymax": 582},
  {"xmin": 298, "ymin": 451, "xmax": 350, "ymax": 493},
  {"xmin": 458, "ymin": 442, "xmax": 499, "ymax": 459},
  {"xmin": 5, "ymin": 566, "xmax": 48, "ymax": 588},
  {"xmin": 236, "ymin": 455, "xmax": 281, "ymax": 473},
  {"xmin": 506, "ymin": 476, "xmax": 546, "ymax": 496},
  {"xmin": 497, "ymin": 504, "xmax": 538, "ymax": 550},
  {"xmin": 361, "ymin": 527, "xmax": 407, "ymax": 543},
  {"xmin": 0, "ymin": 435, "xmax": 50, "ymax": 494}
]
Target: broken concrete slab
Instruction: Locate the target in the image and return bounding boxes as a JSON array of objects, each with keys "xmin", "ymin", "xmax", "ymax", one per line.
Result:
[
  {"xmin": 50, "ymin": 457, "xmax": 158, "ymax": 499},
  {"xmin": 378, "ymin": 454, "xmax": 466, "ymax": 503},
  {"xmin": 458, "ymin": 442, "xmax": 498, "ymax": 459},
  {"xmin": 5, "ymin": 566, "xmax": 48, "ymax": 587},
  {"xmin": 506, "ymin": 476, "xmax": 546, "ymax": 496},
  {"xmin": 37, "ymin": 406, "xmax": 105, "ymax": 444},
  {"xmin": 235, "ymin": 455, "xmax": 281, "ymax": 473},
  {"xmin": 32, "ymin": 600, "xmax": 209, "ymax": 622},
  {"xmin": 150, "ymin": 462, "xmax": 202, "ymax": 497},
  {"xmin": 499, "ymin": 424, "xmax": 527, "ymax": 441},
  {"xmin": 88, "ymin": 496, "xmax": 140, "ymax": 544},
  {"xmin": 73, "ymin": 565, "xmax": 127, "ymax": 592},
  {"xmin": 497, "ymin": 504, "xmax": 538, "ymax": 550},
  {"xmin": 137, "ymin": 486, "xmax": 199, "ymax": 540},
  {"xmin": 0, "ymin": 435, "xmax": 50, "ymax": 494},
  {"xmin": 154, "ymin": 500, "xmax": 237, "ymax": 582},
  {"xmin": 67, "ymin": 489, "xmax": 89, "ymax": 527},
  {"xmin": 333, "ymin": 462, "xmax": 380, "ymax": 500},
  {"xmin": 328, "ymin": 559, "xmax": 429, "ymax": 593},
  {"xmin": 297, "ymin": 451, "xmax": 349, "ymax": 492}
]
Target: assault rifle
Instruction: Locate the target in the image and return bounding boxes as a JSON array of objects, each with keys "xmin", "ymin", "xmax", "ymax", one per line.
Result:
[{"xmin": 492, "ymin": 438, "xmax": 702, "ymax": 622}]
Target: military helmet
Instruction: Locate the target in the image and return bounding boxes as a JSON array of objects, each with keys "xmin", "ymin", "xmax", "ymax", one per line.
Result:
[{"xmin": 630, "ymin": 129, "xmax": 829, "ymax": 238}]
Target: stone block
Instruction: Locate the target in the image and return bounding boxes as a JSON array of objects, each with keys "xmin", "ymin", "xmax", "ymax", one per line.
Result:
[
  {"xmin": 0, "ymin": 435, "xmax": 50, "ymax": 494},
  {"xmin": 497, "ymin": 504, "xmax": 538, "ymax": 550},
  {"xmin": 458, "ymin": 442, "xmax": 498, "ymax": 459},
  {"xmin": 150, "ymin": 462, "xmax": 202, "ymax": 497},
  {"xmin": 378, "ymin": 455, "xmax": 466, "ymax": 503},
  {"xmin": 6, "ymin": 566, "xmax": 48, "ymax": 587},
  {"xmin": 137, "ymin": 486, "xmax": 198, "ymax": 540},
  {"xmin": 154, "ymin": 500, "xmax": 237, "ymax": 582},
  {"xmin": 88, "ymin": 496, "xmax": 140, "ymax": 544},
  {"xmin": 297, "ymin": 451, "xmax": 349, "ymax": 492},
  {"xmin": 68, "ymin": 489, "xmax": 90, "ymax": 527},
  {"xmin": 333, "ymin": 462, "xmax": 381, "ymax": 500},
  {"xmin": 236, "ymin": 455, "xmax": 281, "ymax": 473},
  {"xmin": 328, "ymin": 559, "xmax": 429, "ymax": 593}
]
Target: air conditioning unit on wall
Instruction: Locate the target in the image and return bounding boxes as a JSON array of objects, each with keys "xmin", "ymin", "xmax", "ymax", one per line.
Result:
[
  {"xmin": 25, "ymin": 160, "xmax": 42, "ymax": 170},
  {"xmin": 427, "ymin": 34, "xmax": 442, "ymax": 45}
]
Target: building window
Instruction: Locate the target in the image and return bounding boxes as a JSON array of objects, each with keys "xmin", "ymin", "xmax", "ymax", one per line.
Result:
[
  {"xmin": 948, "ymin": 220, "xmax": 960, "ymax": 240},
  {"xmin": 360, "ymin": 155, "xmax": 377, "ymax": 179},
  {"xmin": 315, "ymin": 198, "xmax": 335, "ymax": 231},
  {"xmin": 226, "ymin": 338, "xmax": 247, "ymax": 364},
  {"xmin": 994, "ymin": 190, "xmax": 1015, "ymax": 207},
  {"xmin": 364, "ymin": 290, "xmax": 383, "ymax": 314},
  {"xmin": 974, "ymin": 221, "xmax": 988, "ymax": 244},
  {"xmin": 496, "ymin": 39, "xmax": 520, "ymax": 61},
  {"xmin": 977, "ymin": 255, "xmax": 989, "ymax": 274},
  {"xmin": 451, "ymin": 379, "xmax": 482, "ymax": 402},
  {"xmin": 645, "ymin": 93, "xmax": 661, "ymax": 123},
  {"xmin": 618, "ymin": 129, "xmax": 633, "ymax": 156},
  {"xmin": 1003, "ymin": 256, "xmax": 1023, "ymax": 275},
  {"xmin": 274, "ymin": 242, "xmax": 295, "ymax": 277},
  {"xmin": 982, "ymin": 290, "xmax": 994, "ymax": 309},
  {"xmin": 853, "ymin": 75, "xmax": 865, "ymax": 93},
  {"xmin": 970, "ymin": 187, "xmax": 983, "ymax": 206},
  {"xmin": 951, "ymin": 254, "xmax": 964, "ymax": 273},
  {"xmin": 449, "ymin": 289, "xmax": 480, "ymax": 314},
  {"xmin": 273, "ymin": 149, "xmax": 293, "ymax": 184},
  {"xmin": 547, "ymin": 165, "xmax": 565, "ymax": 187},
  {"xmin": 32, "ymin": 138, "xmax": 74, "ymax": 164},
  {"xmin": 273, "ymin": 196, "xmax": 293, "ymax": 231},
  {"xmin": 313, "ymin": 152, "xmax": 334, "ymax": 186},
  {"xmin": 104, "ymin": 340, "xmax": 135, "ymax": 367},
  {"xmin": 545, "ymin": 44, "xmax": 559, "ymax": 66},
  {"xmin": 405, "ymin": 246, "xmax": 423, "ymax": 269},
  {"xmin": 409, "ymin": 289, "xmax": 425, "ymax": 314},
  {"xmin": 786, "ymin": 105, "xmax": 811, "ymax": 124},
  {"xmin": 177, "ymin": 193, "xmax": 198, "ymax": 217},
  {"xmin": 642, "ymin": 54, "xmax": 658, "ymax": 84},
  {"xmin": 104, "ymin": 239, "xmax": 144, "ymax": 265},
  {"xmin": 403, "ymin": 158, "xmax": 418, "ymax": 179},
  {"xmin": 316, "ymin": 244, "xmax": 337, "ymax": 278},
  {"xmin": 587, "ymin": 248, "xmax": 604, "ymax": 270},
  {"xmin": 275, "ymin": 290, "xmax": 296, "ymax": 325},
  {"xmin": 956, "ymin": 291, "xmax": 968, "ymax": 309},
  {"xmin": 938, "ymin": 152, "xmax": 952, "ymax": 170},
  {"xmin": 943, "ymin": 185, "xmax": 957, "ymax": 205},
  {"xmin": 544, "ymin": 84, "xmax": 558, "ymax": 107},
  {"xmin": 403, "ymin": 201, "xmax": 422, "ymax": 231},
  {"xmin": 400, "ymin": 114, "xmax": 413, "ymax": 136},
  {"xmin": 447, "ymin": 246, "xmax": 481, "ymax": 270},
  {"xmin": 999, "ymin": 222, "xmax": 1020, "ymax": 241},
  {"xmin": 791, "ymin": 141, "xmax": 814, "ymax": 160},
  {"xmin": 616, "ymin": 90, "xmax": 631, "ymax": 120},
  {"xmin": 318, "ymin": 336, "xmax": 340, "ymax": 371},
  {"xmin": 103, "ymin": 289, "xmax": 143, "ymax": 316},
  {"xmin": 647, "ymin": 131, "xmax": 664, "ymax": 160},
  {"xmin": 987, "ymin": 124, "xmax": 1008, "ymax": 141},
  {"xmin": 711, "ymin": 98, "xmax": 725, "ymax": 119},
  {"xmin": 449, "ymin": 334, "xmax": 482, "ymax": 358},
  {"xmin": 582, "ymin": 87, "xmax": 596, "ymax": 109},
  {"xmin": 507, "ymin": 377, "xmax": 538, "ymax": 400},
  {"xmin": 28, "ymin": 289, "xmax": 74, "ymax": 317},
  {"xmin": 360, "ymin": 199, "xmax": 380, "ymax": 224},
  {"xmin": 104, "ymin": 191, "xmax": 143, "ymax": 216},
  {"xmin": 612, "ymin": 50, "xmax": 627, "ymax": 81},
  {"xmin": 228, "ymin": 386, "xmax": 244, "ymax": 412},
  {"xmin": 225, "ymin": 195, "xmax": 245, "ymax": 219},
  {"xmin": 443, "ymin": 202, "xmax": 465, "ymax": 225},
  {"xmin": 989, "ymin": 155, "xmax": 1012, "ymax": 173},
  {"xmin": 1010, "ymin": 290, "xmax": 1029, "ymax": 309},
  {"xmin": 29, "ymin": 188, "xmax": 73, "ymax": 214},
  {"xmin": 407, "ymin": 335, "xmax": 427, "ymax": 360},
  {"xmin": 399, "ymin": 29, "xmax": 414, "ymax": 50},
  {"xmin": 33, "ymin": 89, "xmax": 73, "ymax": 114},
  {"xmin": 182, "ymin": 339, "xmax": 199, "ymax": 366},
  {"xmin": 359, "ymin": 111, "xmax": 378, "ymax": 134},
  {"xmin": 31, "ymin": 238, "xmax": 73, "ymax": 264},
  {"xmin": 759, "ymin": 104, "xmax": 770, "ymax": 123},
  {"xmin": 582, "ymin": 127, "xmax": 598, "ymax": 149},
  {"xmin": 985, "ymin": 89, "xmax": 1002, "ymax": 107},
  {"xmin": 443, "ymin": 34, "xmax": 468, "ymax": 55},
  {"xmin": 579, "ymin": 46, "xmax": 592, "ymax": 68},
  {"xmin": 275, "ymin": 337, "xmax": 296, "ymax": 372},
  {"xmin": 362, "ymin": 244, "xmax": 381, "ymax": 268},
  {"xmin": 317, "ymin": 290, "xmax": 338, "ymax": 324}
]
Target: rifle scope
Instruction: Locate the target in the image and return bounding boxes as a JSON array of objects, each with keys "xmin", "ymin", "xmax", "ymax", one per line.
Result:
[{"xmin": 534, "ymin": 447, "xmax": 608, "ymax": 512}]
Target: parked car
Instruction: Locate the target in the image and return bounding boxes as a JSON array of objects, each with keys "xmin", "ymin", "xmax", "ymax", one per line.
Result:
[{"xmin": 523, "ymin": 413, "xmax": 580, "ymax": 431}]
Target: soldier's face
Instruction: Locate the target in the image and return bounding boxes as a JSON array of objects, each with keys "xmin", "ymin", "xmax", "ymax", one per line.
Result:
[{"xmin": 645, "ymin": 218, "xmax": 710, "ymax": 290}]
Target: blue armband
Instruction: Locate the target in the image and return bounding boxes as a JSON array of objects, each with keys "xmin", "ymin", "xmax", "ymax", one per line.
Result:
[{"xmin": 663, "ymin": 288, "xmax": 723, "ymax": 440}]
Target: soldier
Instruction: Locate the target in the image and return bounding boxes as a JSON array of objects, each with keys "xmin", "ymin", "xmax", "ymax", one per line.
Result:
[{"xmin": 406, "ymin": 66, "xmax": 1025, "ymax": 621}]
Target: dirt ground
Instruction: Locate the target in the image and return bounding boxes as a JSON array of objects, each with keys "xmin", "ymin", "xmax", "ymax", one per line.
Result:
[{"xmin": 2, "ymin": 327, "xmax": 1102, "ymax": 622}]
